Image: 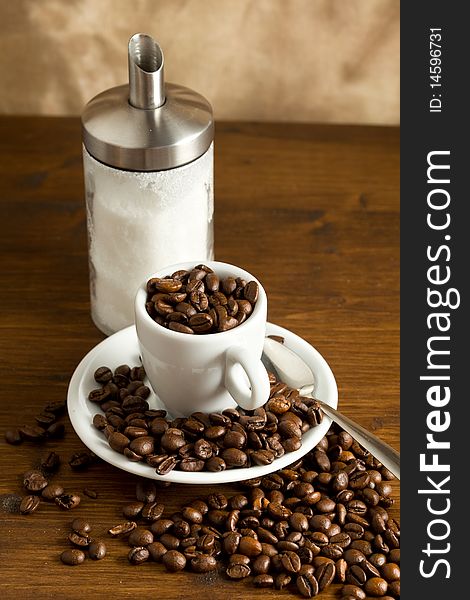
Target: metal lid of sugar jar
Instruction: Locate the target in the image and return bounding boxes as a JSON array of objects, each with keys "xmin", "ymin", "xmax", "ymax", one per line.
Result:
[{"xmin": 81, "ymin": 33, "xmax": 214, "ymax": 171}]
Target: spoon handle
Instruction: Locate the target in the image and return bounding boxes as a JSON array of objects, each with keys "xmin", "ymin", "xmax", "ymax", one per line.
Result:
[{"xmin": 315, "ymin": 399, "xmax": 400, "ymax": 480}]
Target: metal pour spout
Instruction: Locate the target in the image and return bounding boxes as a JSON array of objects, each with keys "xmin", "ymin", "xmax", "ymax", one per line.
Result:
[{"xmin": 128, "ymin": 33, "xmax": 165, "ymax": 109}]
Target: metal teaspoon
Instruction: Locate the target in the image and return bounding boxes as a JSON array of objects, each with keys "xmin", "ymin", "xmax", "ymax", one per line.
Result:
[{"xmin": 262, "ymin": 337, "xmax": 400, "ymax": 479}]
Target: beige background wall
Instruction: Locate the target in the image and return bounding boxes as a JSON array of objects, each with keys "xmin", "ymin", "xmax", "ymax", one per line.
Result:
[{"xmin": 0, "ymin": 0, "xmax": 399, "ymax": 124}]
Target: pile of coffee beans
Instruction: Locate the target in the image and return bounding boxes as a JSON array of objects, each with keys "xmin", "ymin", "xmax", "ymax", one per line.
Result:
[
  {"xmin": 90, "ymin": 364, "xmax": 323, "ymax": 474},
  {"xmin": 103, "ymin": 426, "xmax": 399, "ymax": 598},
  {"xmin": 4, "ymin": 399, "xmax": 66, "ymax": 445},
  {"xmin": 145, "ymin": 264, "xmax": 259, "ymax": 334},
  {"xmin": 4, "ymin": 382, "xmax": 399, "ymax": 597},
  {"xmin": 18, "ymin": 455, "xmax": 85, "ymax": 515},
  {"xmin": 60, "ymin": 518, "xmax": 107, "ymax": 565},
  {"xmin": 17, "ymin": 453, "xmax": 95, "ymax": 512}
]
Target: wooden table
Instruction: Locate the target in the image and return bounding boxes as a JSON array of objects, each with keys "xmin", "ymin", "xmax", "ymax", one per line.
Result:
[{"xmin": 0, "ymin": 117, "xmax": 399, "ymax": 599}]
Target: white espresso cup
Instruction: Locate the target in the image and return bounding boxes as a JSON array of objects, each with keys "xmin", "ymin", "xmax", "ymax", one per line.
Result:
[{"xmin": 134, "ymin": 261, "xmax": 271, "ymax": 417}]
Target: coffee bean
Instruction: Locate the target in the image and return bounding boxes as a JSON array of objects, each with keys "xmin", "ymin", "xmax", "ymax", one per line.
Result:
[
  {"xmin": 205, "ymin": 456, "xmax": 226, "ymax": 471},
  {"xmin": 281, "ymin": 550, "xmax": 301, "ymax": 573},
  {"xmin": 34, "ymin": 411, "xmax": 56, "ymax": 427},
  {"xmin": 347, "ymin": 499, "xmax": 368, "ymax": 515},
  {"xmin": 316, "ymin": 498, "xmax": 336, "ymax": 513},
  {"xmin": 344, "ymin": 549, "xmax": 366, "ymax": 565},
  {"xmin": 141, "ymin": 501, "xmax": 164, "ymax": 522},
  {"xmin": 60, "ymin": 549, "xmax": 85, "ymax": 566},
  {"xmin": 134, "ymin": 480, "xmax": 156, "ymax": 503},
  {"xmin": 296, "ymin": 572, "xmax": 319, "ymax": 597},
  {"xmin": 150, "ymin": 519, "xmax": 173, "ymax": 536},
  {"xmin": 316, "ymin": 560, "xmax": 336, "ymax": 590},
  {"xmin": 330, "ymin": 532, "xmax": 351, "ymax": 548},
  {"xmin": 221, "ymin": 448, "xmax": 248, "ymax": 467},
  {"xmin": 49, "ymin": 395, "xmax": 71, "ymax": 420},
  {"xmin": 244, "ymin": 281, "xmax": 259, "ymax": 303},
  {"xmin": 309, "ymin": 514, "xmax": 332, "ymax": 534},
  {"xmin": 174, "ymin": 302, "xmax": 196, "ymax": 318},
  {"xmin": 121, "ymin": 502, "xmax": 143, "ymax": 520},
  {"xmin": 72, "ymin": 518, "xmax": 92, "ymax": 535},
  {"xmin": 128, "ymin": 546, "xmax": 149, "ymax": 565},
  {"xmin": 238, "ymin": 535, "xmax": 262, "ymax": 557},
  {"xmin": 364, "ymin": 577, "xmax": 388, "ymax": 596},
  {"xmin": 94, "ymin": 366, "xmax": 113, "ymax": 383},
  {"xmin": 4, "ymin": 428, "xmax": 23, "ymax": 445},
  {"xmin": 128, "ymin": 527, "xmax": 154, "ymax": 547},
  {"xmin": 108, "ymin": 521, "xmax": 137, "ymax": 537},
  {"xmin": 388, "ymin": 580, "xmax": 400, "ymax": 597},
  {"xmin": 181, "ymin": 506, "xmax": 203, "ymax": 523},
  {"xmin": 205, "ymin": 273, "xmax": 220, "ymax": 292},
  {"xmin": 41, "ymin": 483, "xmax": 64, "ymax": 501},
  {"xmin": 124, "ymin": 447, "xmax": 143, "ymax": 461},
  {"xmin": 381, "ymin": 562, "xmax": 400, "ymax": 582},
  {"xmin": 383, "ymin": 528, "xmax": 400, "ymax": 550},
  {"xmin": 68, "ymin": 532, "xmax": 92, "ymax": 547},
  {"xmin": 226, "ymin": 563, "xmax": 251, "ymax": 579},
  {"xmin": 153, "ymin": 278, "xmax": 183, "ymax": 293},
  {"xmin": 122, "ymin": 395, "xmax": 149, "ymax": 413},
  {"xmin": 389, "ymin": 548, "xmax": 400, "ymax": 564},
  {"xmin": 20, "ymin": 495, "xmax": 40, "ymax": 515},
  {"xmin": 159, "ymin": 533, "xmax": 180, "ymax": 550},
  {"xmin": 230, "ymin": 553, "xmax": 251, "ymax": 566},
  {"xmin": 40, "ymin": 451, "xmax": 61, "ymax": 472},
  {"xmin": 55, "ymin": 493, "xmax": 81, "ymax": 510},
  {"xmin": 69, "ymin": 450, "xmax": 97, "ymax": 470},
  {"xmin": 23, "ymin": 470, "xmax": 48, "ymax": 492},
  {"xmin": 341, "ymin": 585, "xmax": 366, "ymax": 599},
  {"xmin": 289, "ymin": 511, "xmax": 309, "ymax": 532},
  {"xmin": 349, "ymin": 471, "xmax": 370, "ymax": 490},
  {"xmin": 89, "ymin": 388, "xmax": 110, "ymax": 403},
  {"xmin": 248, "ymin": 554, "xmax": 269, "ymax": 574},
  {"xmin": 249, "ymin": 574, "xmax": 272, "ymax": 588},
  {"xmin": 168, "ymin": 321, "xmax": 194, "ymax": 334},
  {"xmin": 147, "ymin": 541, "xmax": 167, "ymax": 562},
  {"xmin": 89, "ymin": 540, "xmax": 106, "ymax": 560},
  {"xmin": 343, "ymin": 523, "xmax": 364, "ymax": 540},
  {"xmin": 188, "ymin": 312, "xmax": 213, "ymax": 333},
  {"xmin": 47, "ymin": 421, "xmax": 66, "ymax": 438},
  {"xmin": 336, "ymin": 558, "xmax": 348, "ymax": 583},
  {"xmin": 376, "ymin": 482, "xmax": 393, "ymax": 497},
  {"xmin": 123, "ymin": 425, "xmax": 148, "ymax": 439},
  {"xmin": 266, "ymin": 395, "xmax": 291, "ymax": 415},
  {"xmin": 346, "ymin": 564, "xmax": 367, "ymax": 586},
  {"xmin": 191, "ymin": 555, "xmax": 217, "ymax": 573},
  {"xmin": 108, "ymin": 431, "xmax": 130, "ymax": 453},
  {"xmin": 351, "ymin": 540, "xmax": 373, "ymax": 555},
  {"xmin": 223, "ymin": 531, "xmax": 241, "ymax": 554},
  {"xmin": 162, "ymin": 549, "xmax": 186, "ymax": 572},
  {"xmin": 369, "ymin": 553, "xmax": 387, "ymax": 569},
  {"xmin": 274, "ymin": 573, "xmax": 292, "ymax": 589},
  {"xmin": 322, "ymin": 543, "xmax": 343, "ymax": 559},
  {"xmin": 161, "ymin": 429, "xmax": 186, "ymax": 452},
  {"xmin": 128, "ymin": 436, "xmax": 154, "ymax": 456}
]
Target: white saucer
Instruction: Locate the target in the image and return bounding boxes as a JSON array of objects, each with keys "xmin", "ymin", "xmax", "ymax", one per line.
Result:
[{"xmin": 67, "ymin": 323, "xmax": 338, "ymax": 484}]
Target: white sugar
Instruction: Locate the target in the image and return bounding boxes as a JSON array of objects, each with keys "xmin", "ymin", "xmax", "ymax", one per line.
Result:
[{"xmin": 83, "ymin": 144, "xmax": 214, "ymax": 335}]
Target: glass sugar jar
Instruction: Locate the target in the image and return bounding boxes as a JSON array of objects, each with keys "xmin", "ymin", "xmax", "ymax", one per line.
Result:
[{"xmin": 81, "ymin": 34, "xmax": 214, "ymax": 335}]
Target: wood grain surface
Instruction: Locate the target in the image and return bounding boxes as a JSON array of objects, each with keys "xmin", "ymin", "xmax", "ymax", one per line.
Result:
[{"xmin": 0, "ymin": 117, "xmax": 399, "ymax": 599}]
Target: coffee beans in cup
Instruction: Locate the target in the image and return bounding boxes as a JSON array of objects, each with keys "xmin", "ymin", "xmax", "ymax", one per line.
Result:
[{"xmin": 145, "ymin": 264, "xmax": 259, "ymax": 334}]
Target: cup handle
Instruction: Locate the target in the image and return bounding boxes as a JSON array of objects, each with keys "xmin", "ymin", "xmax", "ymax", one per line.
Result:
[{"xmin": 225, "ymin": 345, "xmax": 270, "ymax": 411}]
